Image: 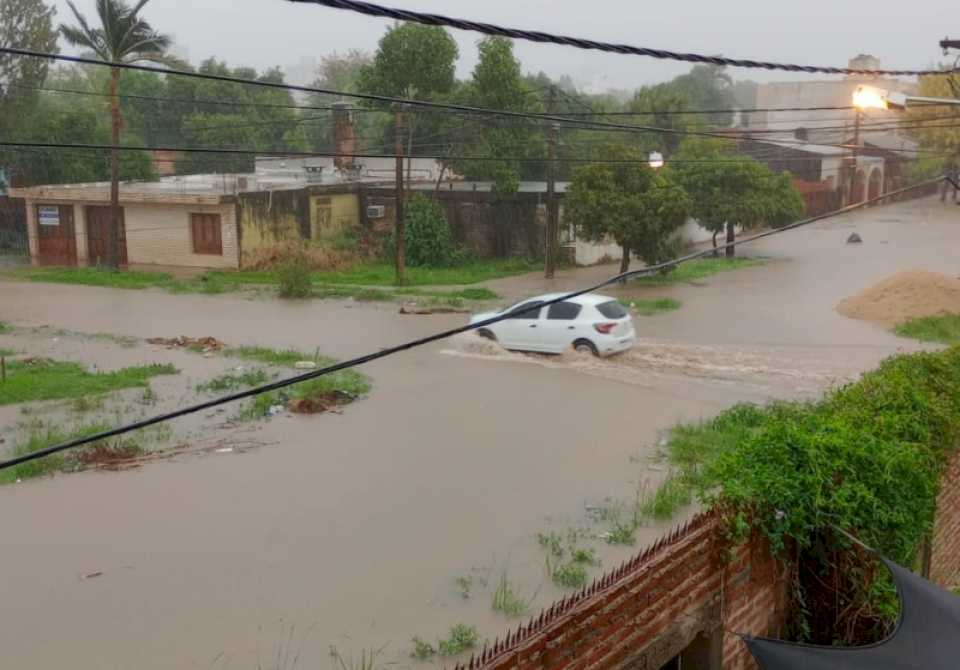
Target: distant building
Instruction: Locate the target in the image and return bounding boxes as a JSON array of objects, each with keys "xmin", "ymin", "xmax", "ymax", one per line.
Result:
[{"xmin": 745, "ymin": 56, "xmax": 919, "ymax": 210}]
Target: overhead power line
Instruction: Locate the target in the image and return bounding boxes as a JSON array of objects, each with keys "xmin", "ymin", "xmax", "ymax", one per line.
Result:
[
  {"xmin": 0, "ymin": 175, "xmax": 947, "ymax": 474},
  {"xmin": 4, "ymin": 141, "xmax": 951, "ymax": 165},
  {"xmin": 286, "ymin": 0, "xmax": 959, "ymax": 77},
  {"xmin": 0, "ymin": 47, "xmax": 927, "ymax": 156}
]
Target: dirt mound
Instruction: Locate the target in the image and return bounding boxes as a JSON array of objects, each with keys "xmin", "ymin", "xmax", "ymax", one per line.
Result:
[{"xmin": 837, "ymin": 270, "xmax": 960, "ymax": 326}]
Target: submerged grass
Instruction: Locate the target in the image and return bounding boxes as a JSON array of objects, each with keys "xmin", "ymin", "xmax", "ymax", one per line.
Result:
[
  {"xmin": 0, "ymin": 420, "xmax": 157, "ymax": 484},
  {"xmin": 0, "ymin": 359, "xmax": 177, "ymax": 405},
  {"xmin": 491, "ymin": 573, "xmax": 532, "ymax": 617},
  {"xmin": 894, "ymin": 314, "xmax": 960, "ymax": 345},
  {"xmin": 437, "ymin": 624, "xmax": 479, "ymax": 656},
  {"xmin": 196, "ymin": 368, "xmax": 271, "ymax": 393},
  {"xmin": 620, "ymin": 297, "xmax": 682, "ymax": 315},
  {"xmin": 635, "ymin": 257, "xmax": 762, "ymax": 286},
  {"xmin": 223, "ymin": 346, "xmax": 318, "ymax": 367}
]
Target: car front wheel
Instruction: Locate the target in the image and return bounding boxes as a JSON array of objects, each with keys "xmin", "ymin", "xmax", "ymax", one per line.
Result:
[{"xmin": 477, "ymin": 328, "xmax": 497, "ymax": 341}]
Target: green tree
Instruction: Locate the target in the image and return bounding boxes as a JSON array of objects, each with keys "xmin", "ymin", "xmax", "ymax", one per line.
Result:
[
  {"xmin": 669, "ymin": 64, "xmax": 736, "ymax": 127},
  {"xmin": 670, "ymin": 139, "xmax": 804, "ymax": 257},
  {"xmin": 7, "ymin": 92, "xmax": 154, "ymax": 185},
  {"xmin": 358, "ymin": 22, "xmax": 458, "ymax": 165},
  {"xmin": 450, "ymin": 37, "xmax": 544, "ymax": 193},
  {"xmin": 305, "ymin": 50, "xmax": 379, "ymax": 153},
  {"xmin": 907, "ymin": 67, "xmax": 960, "ymax": 190},
  {"xmin": 0, "ymin": 0, "xmax": 58, "ymax": 177},
  {"xmin": 628, "ymin": 84, "xmax": 695, "ymax": 155},
  {"xmin": 565, "ymin": 146, "xmax": 691, "ymax": 275},
  {"xmin": 60, "ymin": 0, "xmax": 180, "ymax": 267}
]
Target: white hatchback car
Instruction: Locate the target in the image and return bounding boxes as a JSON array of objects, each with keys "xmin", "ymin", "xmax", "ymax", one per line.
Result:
[{"xmin": 469, "ymin": 293, "xmax": 636, "ymax": 356}]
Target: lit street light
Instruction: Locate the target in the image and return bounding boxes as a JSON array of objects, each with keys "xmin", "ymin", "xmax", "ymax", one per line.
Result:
[
  {"xmin": 853, "ymin": 84, "xmax": 960, "ymax": 111},
  {"xmin": 648, "ymin": 151, "xmax": 665, "ymax": 169}
]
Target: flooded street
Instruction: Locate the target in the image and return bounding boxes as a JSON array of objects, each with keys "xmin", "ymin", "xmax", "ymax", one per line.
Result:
[{"xmin": 0, "ymin": 197, "xmax": 953, "ymax": 669}]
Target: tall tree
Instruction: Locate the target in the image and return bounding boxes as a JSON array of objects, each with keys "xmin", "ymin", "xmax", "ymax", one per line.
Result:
[
  {"xmin": 450, "ymin": 37, "xmax": 544, "ymax": 192},
  {"xmin": 305, "ymin": 49, "xmax": 376, "ymax": 152},
  {"xmin": 669, "ymin": 64, "xmax": 736, "ymax": 127},
  {"xmin": 358, "ymin": 22, "xmax": 458, "ymax": 167},
  {"xmin": 0, "ymin": 0, "xmax": 58, "ymax": 178},
  {"xmin": 565, "ymin": 146, "xmax": 690, "ymax": 275},
  {"xmin": 628, "ymin": 84, "xmax": 695, "ymax": 155},
  {"xmin": 907, "ymin": 67, "xmax": 960, "ymax": 182},
  {"xmin": 670, "ymin": 139, "xmax": 804, "ymax": 257},
  {"xmin": 60, "ymin": 0, "xmax": 180, "ymax": 268}
]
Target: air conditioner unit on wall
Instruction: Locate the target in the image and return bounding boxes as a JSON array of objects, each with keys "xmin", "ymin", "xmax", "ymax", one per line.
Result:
[{"xmin": 366, "ymin": 205, "xmax": 386, "ymax": 219}]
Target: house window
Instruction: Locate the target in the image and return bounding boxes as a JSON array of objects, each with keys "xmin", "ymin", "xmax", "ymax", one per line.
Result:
[{"xmin": 190, "ymin": 213, "xmax": 222, "ymax": 255}]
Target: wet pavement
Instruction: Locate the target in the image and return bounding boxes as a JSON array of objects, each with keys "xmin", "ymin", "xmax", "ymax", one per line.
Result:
[{"xmin": 0, "ymin": 196, "xmax": 954, "ymax": 669}]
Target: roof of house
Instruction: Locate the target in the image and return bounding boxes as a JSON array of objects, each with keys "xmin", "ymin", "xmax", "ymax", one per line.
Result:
[
  {"xmin": 409, "ymin": 181, "xmax": 572, "ymax": 194},
  {"xmin": 8, "ymin": 174, "xmax": 246, "ymax": 204}
]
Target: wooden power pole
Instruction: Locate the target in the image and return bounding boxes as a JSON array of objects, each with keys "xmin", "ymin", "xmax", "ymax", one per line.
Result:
[
  {"xmin": 545, "ymin": 123, "xmax": 559, "ymax": 279},
  {"xmin": 394, "ymin": 104, "xmax": 407, "ymax": 286},
  {"xmin": 846, "ymin": 110, "xmax": 862, "ymax": 206}
]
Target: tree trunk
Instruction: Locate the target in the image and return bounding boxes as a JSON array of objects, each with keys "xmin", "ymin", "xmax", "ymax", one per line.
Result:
[
  {"xmin": 618, "ymin": 244, "xmax": 630, "ymax": 284},
  {"xmin": 108, "ymin": 66, "xmax": 122, "ymax": 270},
  {"xmin": 711, "ymin": 230, "xmax": 719, "ymax": 258},
  {"xmin": 725, "ymin": 221, "xmax": 736, "ymax": 259}
]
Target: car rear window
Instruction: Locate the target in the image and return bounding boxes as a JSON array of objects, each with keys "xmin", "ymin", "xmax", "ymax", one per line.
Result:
[
  {"xmin": 547, "ymin": 302, "xmax": 582, "ymax": 320},
  {"xmin": 596, "ymin": 300, "xmax": 628, "ymax": 319}
]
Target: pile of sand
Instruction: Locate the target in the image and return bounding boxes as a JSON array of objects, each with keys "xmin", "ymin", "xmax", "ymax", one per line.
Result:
[{"xmin": 837, "ymin": 270, "xmax": 960, "ymax": 327}]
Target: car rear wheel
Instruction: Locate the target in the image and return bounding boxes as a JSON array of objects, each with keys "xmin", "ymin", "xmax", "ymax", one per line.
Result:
[
  {"xmin": 573, "ymin": 339, "xmax": 599, "ymax": 356},
  {"xmin": 477, "ymin": 328, "xmax": 497, "ymax": 341}
]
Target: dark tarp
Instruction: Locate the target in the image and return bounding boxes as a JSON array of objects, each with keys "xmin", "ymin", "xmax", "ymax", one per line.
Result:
[{"xmin": 743, "ymin": 559, "xmax": 960, "ymax": 669}]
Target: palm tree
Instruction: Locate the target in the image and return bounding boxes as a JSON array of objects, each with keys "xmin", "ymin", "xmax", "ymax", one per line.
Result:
[{"xmin": 60, "ymin": 0, "xmax": 178, "ymax": 268}]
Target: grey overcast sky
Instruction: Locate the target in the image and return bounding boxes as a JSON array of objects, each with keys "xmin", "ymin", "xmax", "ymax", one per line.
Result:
[{"xmin": 49, "ymin": 0, "xmax": 957, "ymax": 92}]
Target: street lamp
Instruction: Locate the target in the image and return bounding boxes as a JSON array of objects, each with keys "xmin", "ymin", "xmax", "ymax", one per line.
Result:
[
  {"xmin": 648, "ymin": 151, "xmax": 664, "ymax": 169},
  {"xmin": 853, "ymin": 84, "xmax": 960, "ymax": 111}
]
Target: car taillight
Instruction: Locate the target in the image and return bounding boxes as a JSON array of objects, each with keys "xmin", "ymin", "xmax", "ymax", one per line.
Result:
[{"xmin": 594, "ymin": 322, "xmax": 617, "ymax": 334}]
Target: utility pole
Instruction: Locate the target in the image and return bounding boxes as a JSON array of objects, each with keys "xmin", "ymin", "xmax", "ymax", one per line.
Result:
[
  {"xmin": 544, "ymin": 87, "xmax": 559, "ymax": 279},
  {"xmin": 394, "ymin": 104, "xmax": 407, "ymax": 286},
  {"xmin": 845, "ymin": 110, "xmax": 862, "ymax": 206},
  {"xmin": 940, "ymin": 37, "xmax": 960, "ymax": 52},
  {"xmin": 545, "ymin": 123, "xmax": 559, "ymax": 279}
]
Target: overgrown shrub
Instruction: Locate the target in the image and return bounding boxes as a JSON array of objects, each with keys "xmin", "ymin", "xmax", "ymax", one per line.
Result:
[
  {"xmin": 401, "ymin": 194, "xmax": 463, "ymax": 267},
  {"xmin": 277, "ymin": 251, "xmax": 312, "ymax": 298},
  {"xmin": 681, "ymin": 347, "xmax": 960, "ymax": 645}
]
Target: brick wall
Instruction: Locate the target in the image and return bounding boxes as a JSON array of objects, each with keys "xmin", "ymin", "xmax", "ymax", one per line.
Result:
[
  {"xmin": 124, "ymin": 203, "xmax": 239, "ymax": 269},
  {"xmin": 476, "ymin": 449, "xmax": 960, "ymax": 670},
  {"xmin": 468, "ymin": 514, "xmax": 787, "ymax": 670},
  {"xmin": 931, "ymin": 450, "xmax": 960, "ymax": 587}
]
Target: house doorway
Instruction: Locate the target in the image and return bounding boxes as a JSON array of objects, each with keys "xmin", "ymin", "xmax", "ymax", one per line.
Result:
[
  {"xmin": 86, "ymin": 205, "xmax": 128, "ymax": 266},
  {"xmin": 35, "ymin": 204, "xmax": 77, "ymax": 266}
]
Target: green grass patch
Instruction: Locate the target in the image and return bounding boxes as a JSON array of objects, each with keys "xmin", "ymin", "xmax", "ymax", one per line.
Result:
[
  {"xmin": 0, "ymin": 359, "xmax": 177, "ymax": 406},
  {"xmin": 411, "ymin": 637, "xmax": 436, "ymax": 660},
  {"xmin": 0, "ymin": 348, "xmax": 17, "ymax": 357},
  {"xmin": 0, "ymin": 321, "xmax": 10, "ymax": 333},
  {"xmin": 894, "ymin": 314, "xmax": 960, "ymax": 345},
  {"xmin": 550, "ymin": 561, "xmax": 588, "ymax": 589},
  {"xmin": 197, "ymin": 369, "xmax": 270, "ymax": 393},
  {"xmin": 437, "ymin": 624, "xmax": 479, "ymax": 656},
  {"xmin": 309, "ymin": 258, "xmax": 538, "ymax": 286},
  {"xmin": 223, "ymin": 346, "xmax": 318, "ymax": 367},
  {"xmin": 491, "ymin": 573, "xmax": 531, "ymax": 617},
  {"xmin": 16, "ymin": 266, "xmax": 176, "ymax": 289},
  {"xmin": 620, "ymin": 297, "xmax": 682, "ymax": 316},
  {"xmin": 239, "ymin": 368, "xmax": 371, "ymax": 421},
  {"xmin": 636, "ymin": 257, "xmax": 762, "ymax": 286}
]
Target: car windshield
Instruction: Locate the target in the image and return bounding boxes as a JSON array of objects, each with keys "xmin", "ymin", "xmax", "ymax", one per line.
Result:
[{"xmin": 596, "ymin": 300, "xmax": 628, "ymax": 319}]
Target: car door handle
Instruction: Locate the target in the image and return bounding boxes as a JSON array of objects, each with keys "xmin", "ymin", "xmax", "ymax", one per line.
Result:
[
  {"xmin": 529, "ymin": 324, "xmax": 537, "ymax": 328},
  {"xmin": 567, "ymin": 326, "xmax": 575, "ymax": 330}
]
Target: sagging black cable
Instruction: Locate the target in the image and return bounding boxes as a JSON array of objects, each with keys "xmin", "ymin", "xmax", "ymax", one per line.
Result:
[
  {"xmin": 0, "ymin": 176, "xmax": 947, "ymax": 473},
  {"xmin": 287, "ymin": 0, "xmax": 959, "ymax": 77}
]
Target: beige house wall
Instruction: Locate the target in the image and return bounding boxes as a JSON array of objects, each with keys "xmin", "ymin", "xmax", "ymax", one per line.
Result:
[
  {"xmin": 21, "ymin": 197, "xmax": 239, "ymax": 269},
  {"xmin": 124, "ymin": 203, "xmax": 239, "ymax": 269}
]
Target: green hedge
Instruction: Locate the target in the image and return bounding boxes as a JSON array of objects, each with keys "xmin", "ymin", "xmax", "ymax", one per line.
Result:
[{"xmin": 661, "ymin": 347, "xmax": 960, "ymax": 643}]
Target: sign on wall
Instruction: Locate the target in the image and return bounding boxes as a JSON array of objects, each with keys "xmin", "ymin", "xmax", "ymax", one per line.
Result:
[{"xmin": 38, "ymin": 206, "xmax": 60, "ymax": 226}]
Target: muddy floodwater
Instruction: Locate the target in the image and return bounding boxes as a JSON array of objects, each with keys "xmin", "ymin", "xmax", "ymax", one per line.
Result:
[{"xmin": 0, "ymin": 197, "xmax": 953, "ymax": 669}]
